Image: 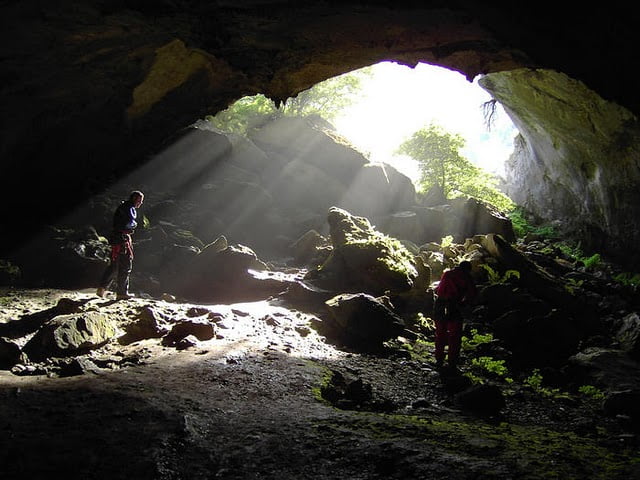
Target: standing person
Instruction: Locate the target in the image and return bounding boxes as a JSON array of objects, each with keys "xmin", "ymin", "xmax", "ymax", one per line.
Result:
[
  {"xmin": 433, "ymin": 260, "xmax": 477, "ymax": 369},
  {"xmin": 96, "ymin": 190, "xmax": 144, "ymax": 300}
]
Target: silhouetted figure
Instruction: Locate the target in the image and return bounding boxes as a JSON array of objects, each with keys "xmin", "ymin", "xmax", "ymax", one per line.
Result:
[
  {"xmin": 96, "ymin": 191, "xmax": 144, "ymax": 300},
  {"xmin": 433, "ymin": 260, "xmax": 477, "ymax": 369}
]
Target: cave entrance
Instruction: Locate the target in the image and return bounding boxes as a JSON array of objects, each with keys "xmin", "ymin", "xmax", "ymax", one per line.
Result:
[{"xmin": 203, "ymin": 61, "xmax": 518, "ymax": 207}]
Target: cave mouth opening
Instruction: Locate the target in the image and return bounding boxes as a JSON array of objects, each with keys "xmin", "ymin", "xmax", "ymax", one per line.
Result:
[{"xmin": 202, "ymin": 61, "xmax": 519, "ymax": 203}]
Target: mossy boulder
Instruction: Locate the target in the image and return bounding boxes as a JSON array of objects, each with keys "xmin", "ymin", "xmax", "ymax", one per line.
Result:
[
  {"xmin": 313, "ymin": 207, "xmax": 418, "ymax": 295},
  {"xmin": 23, "ymin": 312, "xmax": 116, "ymax": 362}
]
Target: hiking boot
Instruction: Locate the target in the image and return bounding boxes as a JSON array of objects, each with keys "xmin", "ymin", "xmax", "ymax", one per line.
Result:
[{"xmin": 96, "ymin": 287, "xmax": 107, "ymax": 298}]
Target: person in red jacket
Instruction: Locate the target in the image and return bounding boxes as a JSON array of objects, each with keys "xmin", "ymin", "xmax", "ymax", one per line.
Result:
[{"xmin": 433, "ymin": 260, "xmax": 477, "ymax": 369}]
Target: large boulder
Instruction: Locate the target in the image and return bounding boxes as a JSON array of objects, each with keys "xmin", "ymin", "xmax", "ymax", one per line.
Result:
[
  {"xmin": 339, "ymin": 162, "xmax": 416, "ymax": 218},
  {"xmin": 567, "ymin": 348, "xmax": 640, "ymax": 392},
  {"xmin": 493, "ymin": 309, "xmax": 581, "ymax": 368},
  {"xmin": 0, "ymin": 338, "xmax": 23, "ymax": 369},
  {"xmin": 249, "ymin": 116, "xmax": 367, "ymax": 183},
  {"xmin": 615, "ymin": 312, "xmax": 640, "ymax": 360},
  {"xmin": 173, "ymin": 244, "xmax": 285, "ymax": 303},
  {"xmin": 290, "ymin": 230, "xmax": 329, "ymax": 265},
  {"xmin": 452, "ymin": 198, "xmax": 515, "ymax": 243},
  {"xmin": 267, "ymin": 159, "xmax": 348, "ymax": 213},
  {"xmin": 311, "ymin": 207, "xmax": 418, "ymax": 296},
  {"xmin": 374, "ymin": 211, "xmax": 424, "ymax": 245},
  {"xmin": 324, "ymin": 293, "xmax": 406, "ymax": 350},
  {"xmin": 23, "ymin": 312, "xmax": 116, "ymax": 362},
  {"xmin": 9, "ymin": 226, "xmax": 108, "ymax": 289}
]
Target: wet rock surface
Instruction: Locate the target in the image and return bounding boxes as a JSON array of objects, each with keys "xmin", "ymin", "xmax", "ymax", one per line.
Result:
[{"xmin": 0, "ymin": 285, "xmax": 638, "ymax": 480}]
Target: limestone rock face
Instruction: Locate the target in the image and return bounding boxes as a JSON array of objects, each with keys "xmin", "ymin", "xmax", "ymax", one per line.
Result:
[{"xmin": 479, "ymin": 69, "xmax": 640, "ymax": 261}]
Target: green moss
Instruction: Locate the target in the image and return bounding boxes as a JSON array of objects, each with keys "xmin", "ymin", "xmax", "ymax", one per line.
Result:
[
  {"xmin": 344, "ymin": 231, "xmax": 416, "ymax": 279},
  {"xmin": 313, "ymin": 412, "xmax": 636, "ymax": 479},
  {"xmin": 309, "ymin": 362, "xmax": 337, "ymax": 405}
]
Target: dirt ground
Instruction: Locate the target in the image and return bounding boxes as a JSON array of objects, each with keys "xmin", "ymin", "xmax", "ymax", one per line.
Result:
[{"xmin": 0, "ymin": 288, "xmax": 638, "ymax": 480}]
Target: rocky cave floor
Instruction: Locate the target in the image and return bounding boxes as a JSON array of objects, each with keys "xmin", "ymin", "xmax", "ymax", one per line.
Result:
[{"xmin": 0, "ymin": 287, "xmax": 639, "ymax": 480}]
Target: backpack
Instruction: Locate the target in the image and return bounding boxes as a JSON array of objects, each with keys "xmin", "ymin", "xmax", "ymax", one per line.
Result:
[{"xmin": 436, "ymin": 270, "xmax": 461, "ymax": 299}]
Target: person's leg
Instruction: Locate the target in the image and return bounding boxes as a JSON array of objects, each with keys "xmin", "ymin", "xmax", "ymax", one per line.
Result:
[
  {"xmin": 115, "ymin": 251, "xmax": 133, "ymax": 298},
  {"xmin": 446, "ymin": 303, "xmax": 463, "ymax": 366},
  {"xmin": 434, "ymin": 319, "xmax": 447, "ymax": 366},
  {"xmin": 97, "ymin": 259, "xmax": 117, "ymax": 296},
  {"xmin": 447, "ymin": 320, "xmax": 463, "ymax": 366},
  {"xmin": 433, "ymin": 298, "xmax": 448, "ymax": 366}
]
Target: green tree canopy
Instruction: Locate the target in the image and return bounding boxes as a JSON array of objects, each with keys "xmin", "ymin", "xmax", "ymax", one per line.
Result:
[
  {"xmin": 396, "ymin": 123, "xmax": 514, "ymax": 212},
  {"xmin": 205, "ymin": 67, "xmax": 373, "ymax": 135},
  {"xmin": 282, "ymin": 67, "xmax": 373, "ymax": 122},
  {"xmin": 205, "ymin": 94, "xmax": 278, "ymax": 136}
]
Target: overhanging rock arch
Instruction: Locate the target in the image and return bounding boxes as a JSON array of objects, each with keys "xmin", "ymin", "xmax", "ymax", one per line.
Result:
[
  {"xmin": 1, "ymin": 1, "xmax": 639, "ymax": 265},
  {"xmin": 479, "ymin": 69, "xmax": 640, "ymax": 260}
]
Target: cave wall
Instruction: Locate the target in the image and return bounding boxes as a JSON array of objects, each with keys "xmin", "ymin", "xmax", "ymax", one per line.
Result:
[
  {"xmin": 479, "ymin": 69, "xmax": 640, "ymax": 261},
  {"xmin": 1, "ymin": 0, "xmax": 640, "ymax": 263}
]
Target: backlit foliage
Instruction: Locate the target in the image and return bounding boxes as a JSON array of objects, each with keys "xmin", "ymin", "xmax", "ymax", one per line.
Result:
[{"xmin": 397, "ymin": 123, "xmax": 514, "ymax": 212}]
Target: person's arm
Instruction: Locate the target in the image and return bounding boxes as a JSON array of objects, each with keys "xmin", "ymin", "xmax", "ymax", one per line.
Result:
[{"xmin": 122, "ymin": 206, "xmax": 137, "ymax": 232}]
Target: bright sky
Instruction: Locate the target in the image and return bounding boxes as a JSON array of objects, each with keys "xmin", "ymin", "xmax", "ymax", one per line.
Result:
[{"xmin": 333, "ymin": 61, "xmax": 518, "ymax": 183}]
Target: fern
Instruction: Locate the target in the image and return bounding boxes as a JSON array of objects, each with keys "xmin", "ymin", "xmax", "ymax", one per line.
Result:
[
  {"xmin": 479, "ymin": 264, "xmax": 520, "ymax": 285},
  {"xmin": 613, "ymin": 272, "xmax": 640, "ymax": 287},
  {"xmin": 582, "ymin": 253, "xmax": 601, "ymax": 270},
  {"xmin": 564, "ymin": 278, "xmax": 584, "ymax": 295},
  {"xmin": 440, "ymin": 235, "xmax": 454, "ymax": 249}
]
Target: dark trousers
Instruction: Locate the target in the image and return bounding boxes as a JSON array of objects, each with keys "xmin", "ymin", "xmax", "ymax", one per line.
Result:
[
  {"xmin": 434, "ymin": 296, "xmax": 463, "ymax": 365},
  {"xmin": 99, "ymin": 246, "xmax": 132, "ymax": 296}
]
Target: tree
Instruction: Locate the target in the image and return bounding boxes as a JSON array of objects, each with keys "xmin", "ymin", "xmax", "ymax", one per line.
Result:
[
  {"xmin": 205, "ymin": 94, "xmax": 278, "ymax": 136},
  {"xmin": 397, "ymin": 123, "xmax": 514, "ymax": 212},
  {"xmin": 205, "ymin": 67, "xmax": 373, "ymax": 135},
  {"xmin": 396, "ymin": 124, "xmax": 468, "ymax": 197},
  {"xmin": 281, "ymin": 66, "xmax": 374, "ymax": 123}
]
